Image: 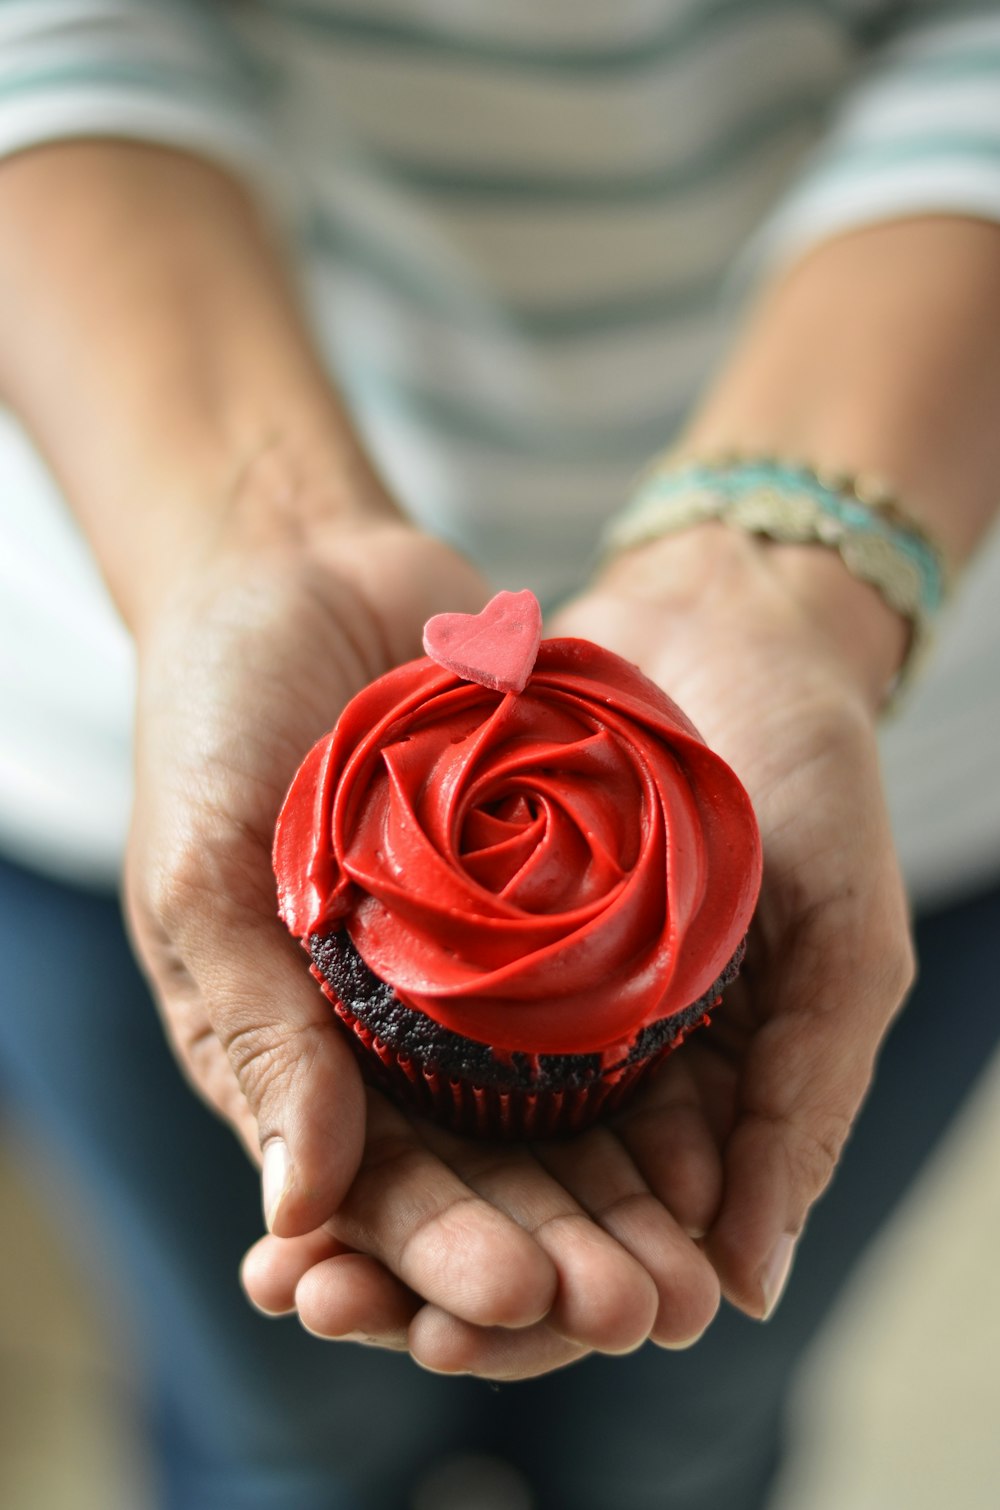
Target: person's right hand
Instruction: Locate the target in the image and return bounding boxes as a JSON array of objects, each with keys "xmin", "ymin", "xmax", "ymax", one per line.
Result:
[{"xmin": 126, "ymin": 517, "xmax": 487, "ymax": 1206}]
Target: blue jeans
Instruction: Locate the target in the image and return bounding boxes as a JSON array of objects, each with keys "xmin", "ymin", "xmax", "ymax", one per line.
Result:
[{"xmin": 1, "ymin": 851, "xmax": 997, "ymax": 1510}]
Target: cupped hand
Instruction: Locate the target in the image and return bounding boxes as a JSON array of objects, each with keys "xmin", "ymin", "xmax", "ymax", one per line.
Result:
[
  {"xmin": 241, "ymin": 1088, "xmax": 721, "ymax": 1377},
  {"xmin": 548, "ymin": 526, "xmax": 915, "ymax": 1317},
  {"xmin": 126, "ymin": 517, "xmax": 489, "ymax": 1220}
]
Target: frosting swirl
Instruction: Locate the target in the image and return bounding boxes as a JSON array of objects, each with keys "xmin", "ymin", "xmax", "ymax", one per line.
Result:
[{"xmin": 274, "ymin": 639, "xmax": 761, "ymax": 1055}]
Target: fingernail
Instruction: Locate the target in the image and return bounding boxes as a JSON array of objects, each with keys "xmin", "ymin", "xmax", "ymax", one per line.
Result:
[
  {"xmin": 658, "ymin": 1327, "xmax": 709, "ymax": 1352},
  {"xmin": 262, "ymin": 1139, "xmax": 291, "ymax": 1232},
  {"xmin": 761, "ymin": 1233, "xmax": 797, "ymax": 1319},
  {"xmin": 299, "ymin": 1322, "xmax": 396, "ymax": 1348},
  {"xmin": 249, "ymin": 1298, "xmax": 296, "ymax": 1319}
]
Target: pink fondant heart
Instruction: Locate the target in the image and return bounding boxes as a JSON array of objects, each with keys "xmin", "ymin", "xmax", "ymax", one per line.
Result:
[{"xmin": 423, "ymin": 589, "xmax": 543, "ymax": 693}]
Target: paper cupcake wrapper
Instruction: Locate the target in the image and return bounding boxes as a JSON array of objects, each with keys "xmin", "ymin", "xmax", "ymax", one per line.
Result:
[{"xmin": 319, "ymin": 978, "xmax": 716, "ymax": 1139}]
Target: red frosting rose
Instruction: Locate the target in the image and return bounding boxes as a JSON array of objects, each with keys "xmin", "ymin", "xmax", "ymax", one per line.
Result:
[{"xmin": 274, "ymin": 639, "xmax": 761, "ymax": 1058}]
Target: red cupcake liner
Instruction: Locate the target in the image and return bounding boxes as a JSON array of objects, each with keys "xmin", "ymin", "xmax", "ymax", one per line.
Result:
[{"xmin": 316, "ymin": 970, "xmax": 716, "ymax": 1138}]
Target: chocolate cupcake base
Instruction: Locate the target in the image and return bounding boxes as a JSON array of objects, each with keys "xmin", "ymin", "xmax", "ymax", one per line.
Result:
[{"xmin": 309, "ymin": 931, "xmax": 745, "ymax": 1139}]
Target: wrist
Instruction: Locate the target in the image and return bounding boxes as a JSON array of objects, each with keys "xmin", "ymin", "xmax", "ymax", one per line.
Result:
[
  {"xmin": 600, "ymin": 524, "xmax": 907, "ymax": 715},
  {"xmin": 762, "ymin": 538, "xmax": 909, "ymax": 712},
  {"xmin": 122, "ymin": 423, "xmax": 404, "ymax": 642}
]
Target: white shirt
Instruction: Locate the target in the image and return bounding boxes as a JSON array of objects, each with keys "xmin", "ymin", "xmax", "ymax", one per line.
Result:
[{"xmin": 1, "ymin": 0, "xmax": 999, "ymax": 906}]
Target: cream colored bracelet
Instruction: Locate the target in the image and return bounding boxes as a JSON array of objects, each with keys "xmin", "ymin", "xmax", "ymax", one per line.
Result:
[{"xmin": 602, "ymin": 453, "xmax": 952, "ymax": 701}]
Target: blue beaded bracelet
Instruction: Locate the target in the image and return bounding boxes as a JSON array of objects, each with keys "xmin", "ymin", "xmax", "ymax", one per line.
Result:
[{"xmin": 603, "ymin": 454, "xmax": 950, "ymax": 701}]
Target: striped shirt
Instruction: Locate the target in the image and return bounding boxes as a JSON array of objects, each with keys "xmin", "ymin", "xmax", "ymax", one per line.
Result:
[{"xmin": 1, "ymin": 0, "xmax": 999, "ymax": 901}]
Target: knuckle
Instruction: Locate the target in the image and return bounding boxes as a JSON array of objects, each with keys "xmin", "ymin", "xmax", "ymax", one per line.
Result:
[
  {"xmin": 398, "ymin": 1194, "xmax": 482, "ymax": 1269},
  {"xmin": 787, "ymin": 1109, "xmax": 850, "ymax": 1198},
  {"xmin": 531, "ymin": 1208, "xmax": 591, "ymax": 1244},
  {"xmin": 135, "ymin": 809, "xmax": 273, "ymax": 945},
  {"xmin": 594, "ymin": 1189, "xmax": 652, "ymax": 1228},
  {"xmin": 361, "ymin": 1134, "xmax": 433, "ymax": 1186},
  {"xmin": 170, "ymin": 1010, "xmax": 217, "ymax": 1079},
  {"xmin": 142, "ymin": 832, "xmax": 219, "ymax": 940},
  {"xmin": 222, "ymin": 1017, "xmax": 323, "ymax": 1110},
  {"xmin": 867, "ymin": 928, "xmax": 916, "ymax": 1019},
  {"xmin": 154, "ymin": 1009, "xmax": 252, "ymax": 1131},
  {"xmin": 451, "ymin": 1150, "xmax": 527, "ymax": 1187},
  {"xmin": 889, "ymin": 936, "xmax": 917, "ymax": 1000}
]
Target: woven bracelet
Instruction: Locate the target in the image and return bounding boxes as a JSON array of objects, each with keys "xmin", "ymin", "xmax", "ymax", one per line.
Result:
[{"xmin": 602, "ymin": 455, "xmax": 951, "ymax": 702}]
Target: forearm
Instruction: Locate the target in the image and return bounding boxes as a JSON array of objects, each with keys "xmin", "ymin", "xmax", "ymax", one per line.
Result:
[
  {"xmin": 629, "ymin": 217, "xmax": 1000, "ymax": 707},
  {"xmin": 0, "ymin": 141, "xmax": 397, "ymax": 635},
  {"xmin": 685, "ymin": 217, "xmax": 1000, "ymax": 562}
]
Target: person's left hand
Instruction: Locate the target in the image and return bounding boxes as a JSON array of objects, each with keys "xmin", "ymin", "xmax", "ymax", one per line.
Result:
[{"xmin": 241, "ymin": 525, "xmax": 913, "ymax": 1378}]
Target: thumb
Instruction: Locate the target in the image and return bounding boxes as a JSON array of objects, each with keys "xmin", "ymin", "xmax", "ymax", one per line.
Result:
[
  {"xmin": 705, "ymin": 892, "xmax": 915, "ymax": 1319},
  {"xmin": 185, "ymin": 917, "xmax": 366, "ymax": 1237}
]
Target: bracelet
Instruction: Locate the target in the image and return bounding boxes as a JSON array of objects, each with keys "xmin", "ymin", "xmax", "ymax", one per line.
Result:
[{"xmin": 602, "ymin": 453, "xmax": 951, "ymax": 702}]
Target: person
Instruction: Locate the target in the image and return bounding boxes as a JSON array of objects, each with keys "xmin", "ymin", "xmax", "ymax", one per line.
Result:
[{"xmin": 1, "ymin": 1, "xmax": 999, "ymax": 1505}]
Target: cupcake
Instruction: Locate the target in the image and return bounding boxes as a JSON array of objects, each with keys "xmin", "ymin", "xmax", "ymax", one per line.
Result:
[{"xmin": 273, "ymin": 591, "xmax": 761, "ymax": 1139}]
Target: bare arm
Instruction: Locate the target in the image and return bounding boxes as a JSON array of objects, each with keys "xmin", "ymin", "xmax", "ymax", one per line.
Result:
[
  {"xmin": 0, "ymin": 141, "xmax": 398, "ymax": 632},
  {"xmin": 678, "ymin": 215, "xmax": 1000, "ymax": 700}
]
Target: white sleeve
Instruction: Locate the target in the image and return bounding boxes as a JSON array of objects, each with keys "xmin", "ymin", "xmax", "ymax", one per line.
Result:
[
  {"xmin": 0, "ymin": 0, "xmax": 273, "ymax": 186},
  {"xmin": 750, "ymin": 1, "xmax": 1000, "ymax": 269}
]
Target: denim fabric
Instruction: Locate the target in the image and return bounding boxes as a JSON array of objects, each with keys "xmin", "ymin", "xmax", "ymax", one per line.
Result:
[{"xmin": 1, "ymin": 852, "xmax": 997, "ymax": 1510}]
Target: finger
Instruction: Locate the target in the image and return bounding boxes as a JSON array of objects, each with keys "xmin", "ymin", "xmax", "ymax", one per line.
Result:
[
  {"xmin": 534, "ymin": 1125, "xmax": 720, "ymax": 1348},
  {"xmin": 296, "ymin": 1254, "xmax": 421, "ymax": 1349},
  {"xmin": 409, "ymin": 1307, "xmax": 589, "ymax": 1380},
  {"xmin": 242, "ymin": 1229, "xmax": 422, "ymax": 1347},
  {"xmin": 699, "ymin": 707, "xmax": 918, "ymax": 1320},
  {"xmin": 129, "ymin": 779, "xmax": 369, "ymax": 1239},
  {"xmin": 612, "ymin": 1052, "xmax": 728, "ymax": 1240},
  {"xmin": 708, "ymin": 907, "xmax": 914, "ymax": 1319},
  {"xmin": 327, "ymin": 1094, "xmax": 559, "ymax": 1330},
  {"xmin": 159, "ymin": 981, "xmax": 263, "ymax": 1161},
  {"xmin": 420, "ymin": 1123, "xmax": 659, "ymax": 1355},
  {"xmin": 241, "ymin": 1229, "xmax": 348, "ymax": 1316}
]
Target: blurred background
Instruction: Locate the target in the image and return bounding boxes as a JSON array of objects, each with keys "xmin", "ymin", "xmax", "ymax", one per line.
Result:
[{"xmin": 2, "ymin": 1044, "xmax": 998, "ymax": 1510}]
